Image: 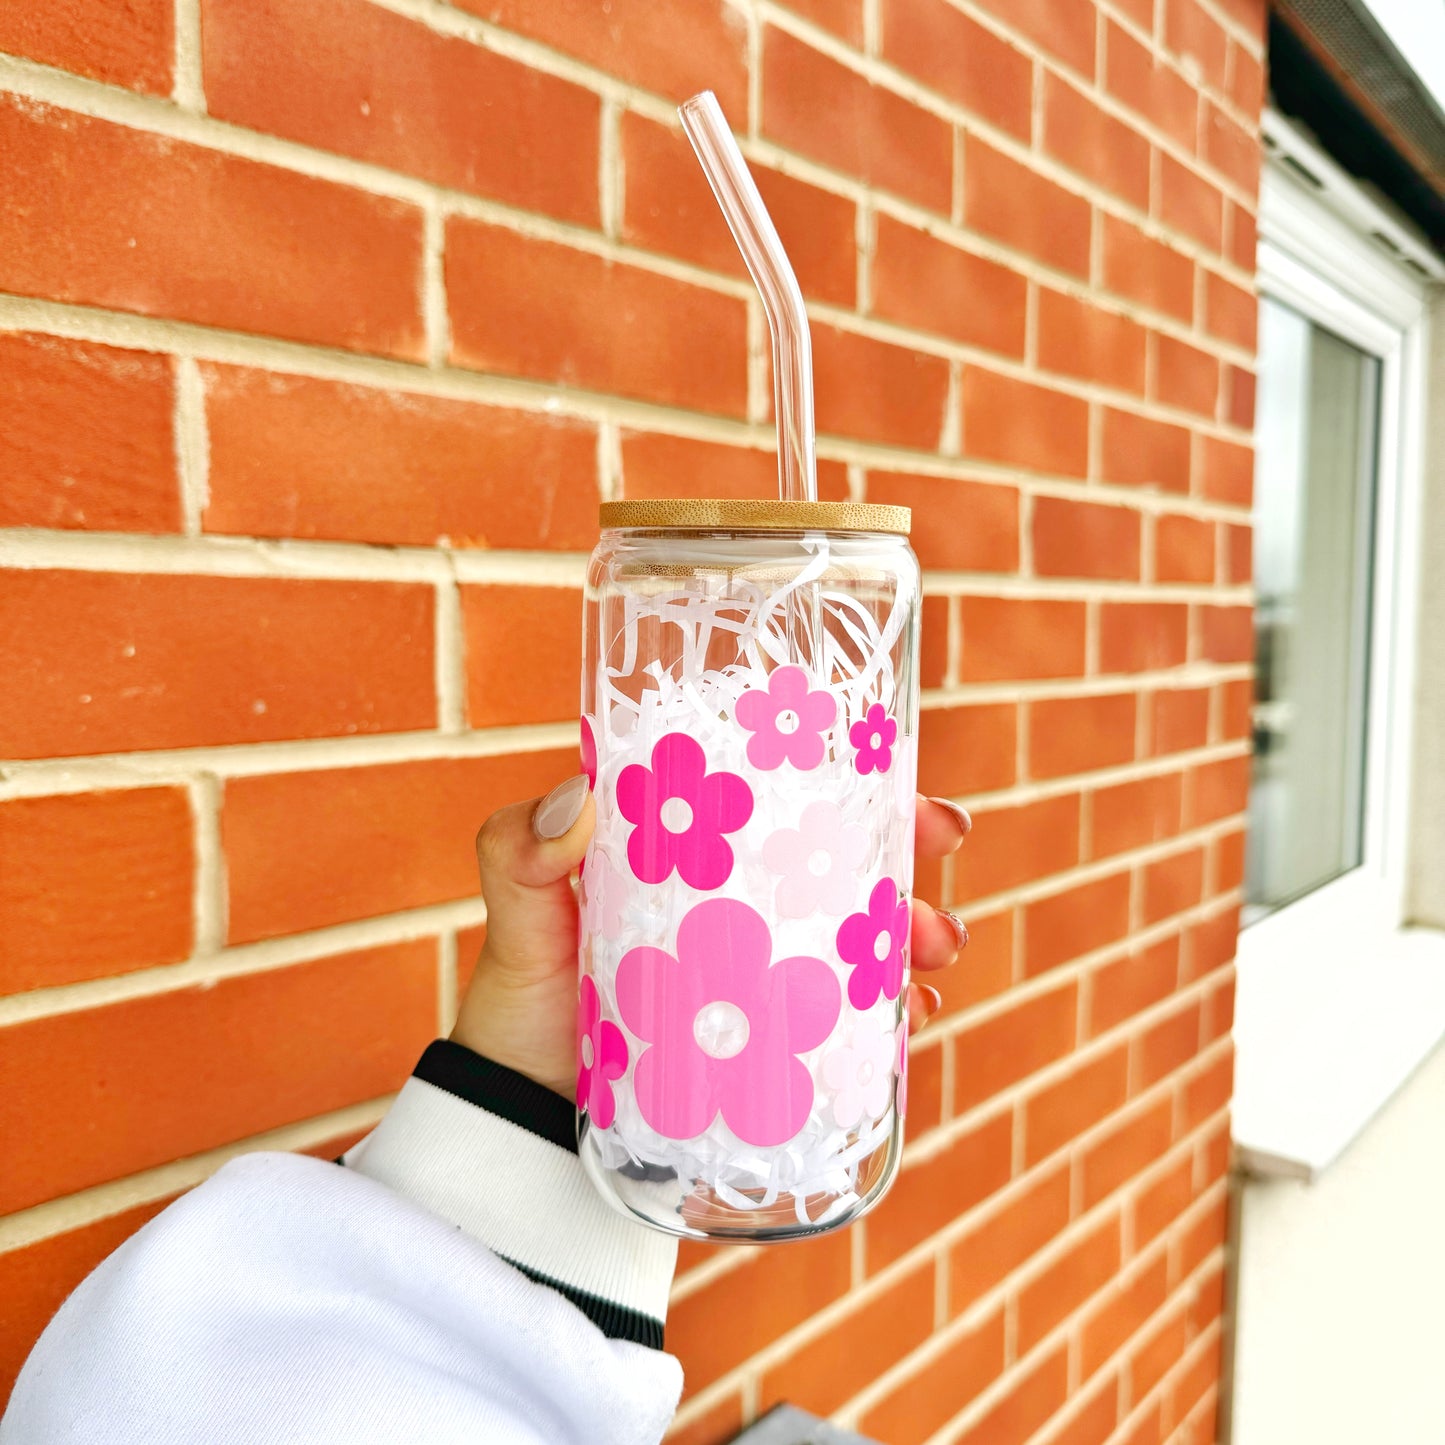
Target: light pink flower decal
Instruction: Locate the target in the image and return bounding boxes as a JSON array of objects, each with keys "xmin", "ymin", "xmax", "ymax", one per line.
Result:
[
  {"xmin": 821, "ymin": 1015, "xmax": 895, "ymax": 1129},
  {"xmin": 761, "ymin": 800, "xmax": 869, "ymax": 919},
  {"xmin": 850, "ymin": 703, "xmax": 898, "ymax": 776},
  {"xmin": 615, "ymin": 898, "xmax": 841, "ymax": 1146},
  {"xmin": 896, "ymin": 1020, "xmax": 909, "ymax": 1120},
  {"xmin": 579, "ymin": 849, "xmax": 626, "ymax": 943},
  {"xmin": 577, "ymin": 975, "xmax": 627, "ymax": 1129},
  {"xmin": 580, "ymin": 715, "xmax": 598, "ymax": 788},
  {"xmin": 735, "ymin": 666, "xmax": 837, "ymax": 772},
  {"xmin": 836, "ymin": 878, "xmax": 910, "ymax": 1010},
  {"xmin": 616, "ymin": 734, "xmax": 753, "ymax": 890}
]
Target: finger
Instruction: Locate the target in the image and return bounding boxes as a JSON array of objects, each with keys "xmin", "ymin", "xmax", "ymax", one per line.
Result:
[
  {"xmin": 910, "ymin": 898, "xmax": 968, "ymax": 971},
  {"xmin": 906, "ymin": 982, "xmax": 943, "ymax": 1035},
  {"xmin": 916, "ymin": 795, "xmax": 972, "ymax": 857}
]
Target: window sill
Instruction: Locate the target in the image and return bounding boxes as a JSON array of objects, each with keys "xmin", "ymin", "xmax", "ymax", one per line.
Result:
[{"xmin": 1232, "ymin": 879, "xmax": 1445, "ymax": 1181}]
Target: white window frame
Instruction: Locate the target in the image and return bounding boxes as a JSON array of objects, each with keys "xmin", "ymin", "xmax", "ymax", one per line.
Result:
[{"xmin": 1232, "ymin": 111, "xmax": 1445, "ymax": 1181}]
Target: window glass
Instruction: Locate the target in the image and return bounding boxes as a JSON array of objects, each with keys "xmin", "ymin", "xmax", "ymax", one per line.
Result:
[{"xmin": 1245, "ymin": 298, "xmax": 1381, "ymax": 920}]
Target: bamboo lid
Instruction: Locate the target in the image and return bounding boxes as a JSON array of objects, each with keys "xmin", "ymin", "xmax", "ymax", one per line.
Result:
[{"xmin": 599, "ymin": 499, "xmax": 911, "ymax": 535}]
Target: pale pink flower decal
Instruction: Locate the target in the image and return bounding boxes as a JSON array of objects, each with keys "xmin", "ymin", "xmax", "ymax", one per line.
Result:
[
  {"xmin": 850, "ymin": 703, "xmax": 898, "ymax": 776},
  {"xmin": 736, "ymin": 666, "xmax": 838, "ymax": 772},
  {"xmin": 821, "ymin": 1015, "xmax": 896, "ymax": 1129},
  {"xmin": 576, "ymin": 975, "xmax": 627, "ymax": 1129},
  {"xmin": 615, "ymin": 898, "xmax": 841, "ymax": 1146},
  {"xmin": 836, "ymin": 878, "xmax": 910, "ymax": 1009},
  {"xmin": 617, "ymin": 733, "xmax": 753, "ymax": 890},
  {"xmin": 761, "ymin": 800, "xmax": 869, "ymax": 919},
  {"xmin": 579, "ymin": 849, "xmax": 626, "ymax": 943},
  {"xmin": 896, "ymin": 1020, "xmax": 909, "ymax": 1120}
]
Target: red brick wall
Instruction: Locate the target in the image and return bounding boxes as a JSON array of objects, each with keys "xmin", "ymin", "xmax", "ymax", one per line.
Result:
[{"xmin": 0, "ymin": 0, "xmax": 1261, "ymax": 1437}]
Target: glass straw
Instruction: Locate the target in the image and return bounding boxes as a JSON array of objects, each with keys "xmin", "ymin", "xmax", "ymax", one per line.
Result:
[{"xmin": 679, "ymin": 91, "xmax": 818, "ymax": 505}]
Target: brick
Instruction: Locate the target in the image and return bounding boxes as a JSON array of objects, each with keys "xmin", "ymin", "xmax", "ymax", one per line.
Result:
[
  {"xmin": 907, "ymin": 1036, "xmax": 947, "ymax": 1134},
  {"xmin": 1029, "ymin": 693, "xmax": 1137, "ymax": 779},
  {"xmin": 1187, "ymin": 755, "xmax": 1249, "ymax": 826},
  {"xmin": 0, "ymin": 942, "xmax": 435, "ymax": 1213},
  {"xmin": 1113, "ymin": 0, "xmax": 1154, "ymax": 27},
  {"xmin": 447, "ymin": 221, "xmax": 747, "ymax": 416},
  {"xmin": 1173, "ymin": 1358, "xmax": 1218, "ymax": 1434},
  {"xmin": 1038, "ymin": 290, "xmax": 1148, "ymax": 394},
  {"xmin": 778, "ymin": 0, "xmax": 864, "ymax": 43},
  {"xmin": 960, "ymin": 597, "xmax": 1087, "ymax": 681},
  {"xmin": 1151, "ymin": 687, "xmax": 1210, "ymax": 755},
  {"xmin": 1098, "ymin": 602, "xmax": 1190, "ymax": 673},
  {"xmin": 1033, "ymin": 497, "xmax": 1142, "ymax": 580},
  {"xmin": 956, "ymin": 1345, "xmax": 1070, "ymax": 1445},
  {"xmin": 1213, "ymin": 827, "xmax": 1246, "ymax": 895},
  {"xmin": 1228, "ymin": 202, "xmax": 1259, "ymax": 271},
  {"xmin": 1155, "ymin": 335, "xmax": 1220, "ymax": 418},
  {"xmin": 0, "ymin": 788, "xmax": 192, "ymax": 996},
  {"xmin": 882, "ymin": 0, "xmax": 1033, "ymax": 137},
  {"xmin": 921, "ymin": 595, "xmax": 950, "ymax": 687},
  {"xmin": 1182, "ymin": 1048, "xmax": 1233, "ymax": 1131},
  {"xmin": 1092, "ymin": 773, "xmax": 1185, "ymax": 859},
  {"xmin": 1205, "ymin": 270, "xmax": 1257, "ymax": 349},
  {"xmin": 462, "ymin": 586, "xmax": 581, "ymax": 726},
  {"xmin": 763, "ymin": 26, "xmax": 952, "ymax": 212},
  {"xmin": 1155, "ymin": 514, "xmax": 1216, "ymax": 584},
  {"xmin": 1025, "ymin": 1048, "xmax": 1130, "ymax": 1164},
  {"xmin": 860, "ymin": 1309, "xmax": 1005, "ymax": 1444},
  {"xmin": 620, "ymin": 432, "xmax": 848, "ymax": 502},
  {"xmin": 1217, "ymin": 679, "xmax": 1252, "ymax": 742},
  {"xmin": 1164, "ymin": 0, "xmax": 1228, "ymax": 92},
  {"xmin": 669, "ymin": 1231, "xmax": 852, "ymax": 1399},
  {"xmin": 1198, "ymin": 1122, "xmax": 1231, "ymax": 1189},
  {"xmin": 931, "ymin": 908, "xmax": 1015, "ymax": 1014},
  {"xmin": 203, "ymin": 366, "xmax": 598, "ymax": 550},
  {"xmin": 1160, "ymin": 155, "xmax": 1225, "ymax": 252},
  {"xmin": 203, "ymin": 0, "xmax": 598, "ymax": 225},
  {"xmin": 1047, "ymin": 1374, "xmax": 1120, "ymax": 1445},
  {"xmin": 759, "ymin": 1260, "xmax": 934, "ymax": 1417},
  {"xmin": 1130, "ymin": 1302, "xmax": 1189, "ymax": 1398},
  {"xmin": 1197, "ymin": 434, "xmax": 1254, "ymax": 505},
  {"xmin": 918, "ymin": 704, "xmax": 1018, "ymax": 796},
  {"xmin": 1089, "ymin": 934, "xmax": 1180, "ymax": 1035},
  {"xmin": 954, "ymin": 983, "xmax": 1078, "ymax": 1113},
  {"xmin": 0, "ymin": 1197, "xmax": 172, "ymax": 1404},
  {"xmin": 964, "ymin": 137, "xmax": 1091, "ymax": 278},
  {"xmin": 1142, "ymin": 847, "xmax": 1205, "ymax": 925},
  {"xmin": 949, "ymin": 1166, "xmax": 1071, "ymax": 1314},
  {"xmin": 456, "ymin": 0, "xmax": 748, "ymax": 115},
  {"xmin": 813, "ymin": 322, "xmax": 952, "ymax": 449},
  {"xmin": 872, "ymin": 216, "xmax": 1028, "ymax": 356},
  {"xmin": 1101, "ymin": 215, "xmax": 1194, "ymax": 324},
  {"xmin": 1042, "ymin": 74, "xmax": 1151, "ymax": 211},
  {"xmin": 1082, "ymin": 1099, "xmax": 1174, "ymax": 1208},
  {"xmin": 1179, "ymin": 1192, "xmax": 1228, "ymax": 1283},
  {"xmin": 621, "ymin": 113, "xmax": 856, "ymax": 307},
  {"xmin": 1105, "ymin": 22, "xmax": 1198, "ymax": 152},
  {"xmin": 664, "ymin": 1395, "xmax": 744, "ymax": 1445},
  {"xmin": 1136, "ymin": 1001, "xmax": 1202, "ymax": 1088},
  {"xmin": 1100, "ymin": 408, "xmax": 1192, "ymax": 492},
  {"xmin": 223, "ymin": 749, "xmax": 571, "ymax": 943},
  {"xmin": 1082, "ymin": 1255, "xmax": 1170, "ymax": 1376},
  {"xmin": 865, "ymin": 1110, "xmax": 1013, "ymax": 1269},
  {"xmin": 1228, "ymin": 41, "xmax": 1266, "ymax": 117},
  {"xmin": 1200, "ymin": 604, "xmax": 1253, "ymax": 663},
  {"xmin": 1019, "ymin": 1213, "xmax": 1121, "ymax": 1350},
  {"xmin": 1186, "ymin": 906, "xmax": 1238, "ymax": 982},
  {"xmin": 865, "ymin": 472, "xmax": 1020, "ymax": 572},
  {"xmin": 1204, "ymin": 102, "xmax": 1260, "ymax": 193},
  {"xmin": 1025, "ymin": 873, "xmax": 1133, "ymax": 976},
  {"xmin": 1225, "ymin": 364, "xmax": 1257, "ymax": 428},
  {"xmin": 454, "ymin": 921, "xmax": 487, "ymax": 1004},
  {"xmin": 1121, "ymin": 1400, "xmax": 1164, "ymax": 1445},
  {"xmin": 1223, "ymin": 518, "xmax": 1253, "ymax": 582},
  {"xmin": 0, "ymin": 97, "xmax": 423, "ymax": 358},
  {"xmin": 1187, "ymin": 1264, "xmax": 1226, "ymax": 1338},
  {"xmin": 0, "ymin": 334, "xmax": 178, "ymax": 534},
  {"xmin": 963, "ymin": 369, "xmax": 1090, "ymax": 477},
  {"xmin": 957, "ymin": 794, "xmax": 1081, "ymax": 901},
  {"xmin": 1201, "ymin": 973, "xmax": 1236, "ymax": 1044},
  {"xmin": 0, "ymin": 0, "xmax": 171, "ymax": 92},
  {"xmin": 973, "ymin": 0, "xmax": 1096, "ymax": 77},
  {"xmin": 0, "ymin": 571, "xmax": 434, "ymax": 760}
]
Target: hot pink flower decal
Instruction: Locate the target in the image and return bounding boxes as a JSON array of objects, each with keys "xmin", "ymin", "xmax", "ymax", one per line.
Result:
[
  {"xmin": 761, "ymin": 800, "xmax": 868, "ymax": 919},
  {"xmin": 615, "ymin": 898, "xmax": 841, "ymax": 1146},
  {"xmin": 821, "ymin": 1014, "xmax": 895, "ymax": 1129},
  {"xmin": 577, "ymin": 975, "xmax": 627, "ymax": 1129},
  {"xmin": 580, "ymin": 715, "xmax": 598, "ymax": 788},
  {"xmin": 896, "ymin": 1020, "xmax": 909, "ymax": 1120},
  {"xmin": 735, "ymin": 666, "xmax": 837, "ymax": 772},
  {"xmin": 617, "ymin": 734, "xmax": 753, "ymax": 890},
  {"xmin": 836, "ymin": 878, "xmax": 910, "ymax": 1009},
  {"xmin": 850, "ymin": 703, "xmax": 898, "ymax": 776}
]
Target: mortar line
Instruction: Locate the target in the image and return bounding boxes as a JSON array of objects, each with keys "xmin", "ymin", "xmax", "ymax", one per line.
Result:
[{"xmin": 172, "ymin": 356, "xmax": 209, "ymax": 536}]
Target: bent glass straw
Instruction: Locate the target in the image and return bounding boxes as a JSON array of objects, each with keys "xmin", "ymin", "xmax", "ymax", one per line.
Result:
[{"xmin": 679, "ymin": 91, "xmax": 818, "ymax": 505}]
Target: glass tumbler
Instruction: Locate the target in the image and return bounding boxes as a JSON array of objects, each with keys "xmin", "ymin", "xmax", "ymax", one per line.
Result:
[{"xmin": 576, "ymin": 498, "xmax": 921, "ymax": 1242}]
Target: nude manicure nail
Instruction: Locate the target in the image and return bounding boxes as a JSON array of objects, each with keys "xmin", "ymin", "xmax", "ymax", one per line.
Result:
[
  {"xmin": 936, "ymin": 909, "xmax": 969, "ymax": 948},
  {"xmin": 534, "ymin": 775, "xmax": 590, "ymax": 839},
  {"xmin": 920, "ymin": 984, "xmax": 943, "ymax": 1017},
  {"xmin": 928, "ymin": 797, "xmax": 973, "ymax": 835}
]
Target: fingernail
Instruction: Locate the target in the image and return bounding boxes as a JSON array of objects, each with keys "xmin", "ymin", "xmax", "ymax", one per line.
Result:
[
  {"xmin": 534, "ymin": 775, "xmax": 590, "ymax": 840},
  {"xmin": 920, "ymin": 984, "xmax": 943, "ymax": 1018},
  {"xmin": 936, "ymin": 909, "xmax": 969, "ymax": 948},
  {"xmin": 928, "ymin": 796, "xmax": 973, "ymax": 836}
]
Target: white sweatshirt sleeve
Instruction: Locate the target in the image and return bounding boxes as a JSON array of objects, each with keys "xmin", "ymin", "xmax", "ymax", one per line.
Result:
[{"xmin": 1, "ymin": 1042, "xmax": 683, "ymax": 1445}]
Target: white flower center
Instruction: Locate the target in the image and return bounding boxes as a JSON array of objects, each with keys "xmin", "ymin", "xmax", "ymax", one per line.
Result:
[
  {"xmin": 693, "ymin": 1001, "xmax": 750, "ymax": 1060},
  {"xmin": 873, "ymin": 928, "xmax": 893, "ymax": 962},
  {"xmin": 581, "ymin": 1035, "xmax": 595, "ymax": 1070},
  {"xmin": 870, "ymin": 732, "xmax": 883, "ymax": 750},
  {"xmin": 858, "ymin": 1059, "xmax": 875, "ymax": 1086},
  {"xmin": 659, "ymin": 796, "xmax": 694, "ymax": 833},
  {"xmin": 807, "ymin": 848, "xmax": 832, "ymax": 877},
  {"xmin": 775, "ymin": 708, "xmax": 801, "ymax": 735}
]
